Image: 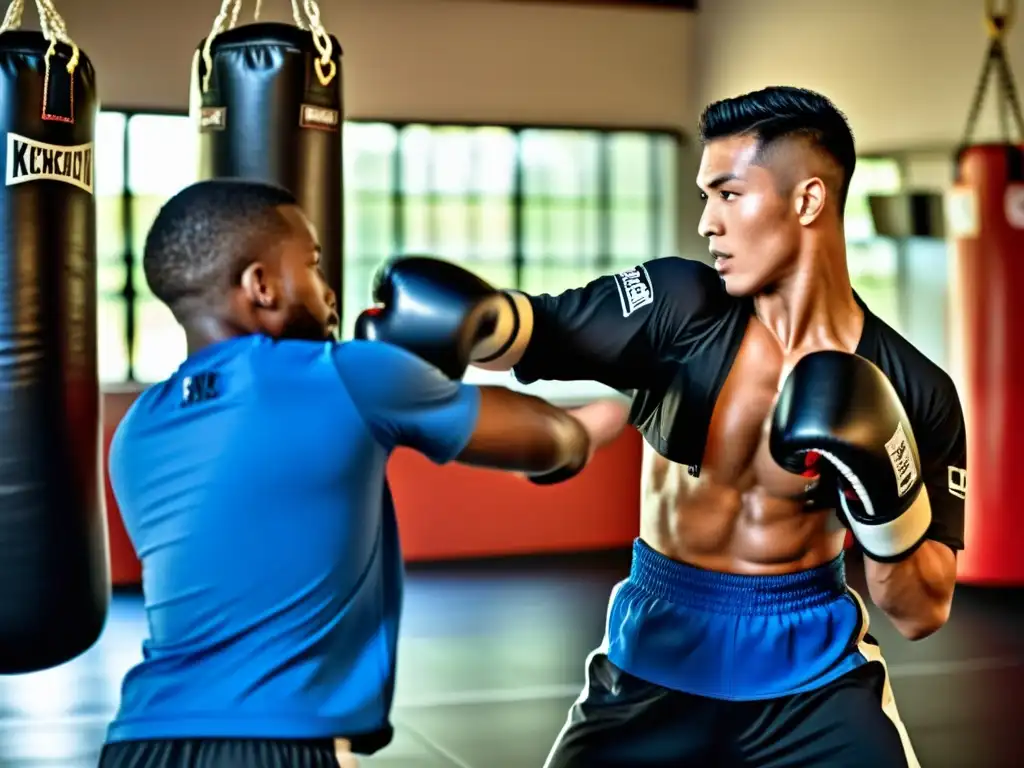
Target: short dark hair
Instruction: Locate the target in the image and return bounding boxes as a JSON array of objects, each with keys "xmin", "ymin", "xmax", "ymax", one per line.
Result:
[
  {"xmin": 143, "ymin": 178, "xmax": 297, "ymax": 315},
  {"xmin": 698, "ymin": 86, "xmax": 857, "ymax": 210}
]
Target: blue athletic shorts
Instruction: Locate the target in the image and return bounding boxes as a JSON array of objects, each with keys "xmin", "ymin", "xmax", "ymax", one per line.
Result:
[{"xmin": 545, "ymin": 539, "xmax": 919, "ymax": 768}]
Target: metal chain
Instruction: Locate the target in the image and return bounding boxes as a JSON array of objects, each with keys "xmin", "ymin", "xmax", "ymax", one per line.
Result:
[
  {"xmin": 962, "ymin": 0, "xmax": 1024, "ymax": 143},
  {"xmin": 201, "ymin": 0, "xmax": 242, "ymax": 93},
  {"xmin": 300, "ymin": 0, "xmax": 335, "ymax": 86},
  {"xmin": 995, "ymin": 45, "xmax": 1024, "ymax": 138}
]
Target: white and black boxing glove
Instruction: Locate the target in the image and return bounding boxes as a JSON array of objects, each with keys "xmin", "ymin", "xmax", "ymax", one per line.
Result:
[{"xmin": 769, "ymin": 350, "xmax": 931, "ymax": 562}]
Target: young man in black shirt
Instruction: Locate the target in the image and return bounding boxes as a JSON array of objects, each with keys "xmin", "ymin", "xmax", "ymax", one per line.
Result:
[{"xmin": 360, "ymin": 86, "xmax": 966, "ymax": 768}]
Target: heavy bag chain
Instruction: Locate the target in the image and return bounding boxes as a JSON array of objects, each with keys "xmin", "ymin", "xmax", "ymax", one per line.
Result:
[
  {"xmin": 201, "ymin": 0, "xmax": 336, "ymax": 94},
  {"xmin": 961, "ymin": 0, "xmax": 1024, "ymax": 144}
]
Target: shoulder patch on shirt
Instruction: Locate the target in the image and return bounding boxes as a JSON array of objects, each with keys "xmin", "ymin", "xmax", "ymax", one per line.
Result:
[
  {"xmin": 614, "ymin": 265, "xmax": 654, "ymax": 317},
  {"xmin": 947, "ymin": 466, "xmax": 967, "ymax": 499},
  {"xmin": 181, "ymin": 371, "xmax": 221, "ymax": 407}
]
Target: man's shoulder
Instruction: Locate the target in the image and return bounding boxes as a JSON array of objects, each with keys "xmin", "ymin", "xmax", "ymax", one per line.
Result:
[
  {"xmin": 332, "ymin": 340, "xmax": 463, "ymax": 407},
  {"xmin": 109, "ymin": 381, "xmax": 174, "ymax": 467},
  {"xmin": 643, "ymin": 255, "xmax": 721, "ymax": 280},
  {"xmin": 866, "ymin": 314, "xmax": 961, "ymax": 422},
  {"xmin": 250, "ymin": 336, "xmax": 337, "ymax": 369},
  {"xmin": 243, "ymin": 337, "xmax": 355, "ymax": 396},
  {"xmin": 618, "ymin": 256, "xmax": 731, "ymax": 322},
  {"xmin": 113, "ymin": 338, "xmax": 339, "ymax": 440},
  {"xmin": 329, "ymin": 339, "xmax": 440, "ymax": 379},
  {"xmin": 630, "ymin": 256, "xmax": 723, "ymax": 298}
]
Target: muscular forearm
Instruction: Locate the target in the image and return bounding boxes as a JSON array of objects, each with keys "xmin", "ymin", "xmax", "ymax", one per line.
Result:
[
  {"xmin": 457, "ymin": 387, "xmax": 590, "ymax": 475},
  {"xmin": 863, "ymin": 538, "xmax": 957, "ymax": 641}
]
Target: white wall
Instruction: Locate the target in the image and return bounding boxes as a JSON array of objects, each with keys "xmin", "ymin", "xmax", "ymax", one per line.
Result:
[{"xmin": 693, "ymin": 0, "xmax": 1024, "ymax": 153}]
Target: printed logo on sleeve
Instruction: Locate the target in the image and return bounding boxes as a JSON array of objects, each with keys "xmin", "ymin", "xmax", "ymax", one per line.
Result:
[
  {"xmin": 884, "ymin": 422, "xmax": 918, "ymax": 497},
  {"xmin": 947, "ymin": 466, "xmax": 967, "ymax": 499},
  {"xmin": 614, "ymin": 265, "xmax": 654, "ymax": 317},
  {"xmin": 181, "ymin": 372, "xmax": 220, "ymax": 407}
]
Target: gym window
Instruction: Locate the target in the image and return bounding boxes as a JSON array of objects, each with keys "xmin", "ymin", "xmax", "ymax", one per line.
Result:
[
  {"xmin": 845, "ymin": 157, "xmax": 903, "ymax": 334},
  {"xmin": 95, "ymin": 111, "xmax": 681, "ymax": 385}
]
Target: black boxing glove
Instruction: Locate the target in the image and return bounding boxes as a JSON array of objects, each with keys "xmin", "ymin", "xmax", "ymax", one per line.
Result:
[
  {"xmin": 354, "ymin": 255, "xmax": 521, "ymax": 379},
  {"xmin": 769, "ymin": 350, "xmax": 931, "ymax": 562}
]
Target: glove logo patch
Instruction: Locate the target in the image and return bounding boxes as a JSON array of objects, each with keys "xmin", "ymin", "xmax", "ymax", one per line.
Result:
[
  {"xmin": 614, "ymin": 266, "xmax": 654, "ymax": 317},
  {"xmin": 885, "ymin": 422, "xmax": 918, "ymax": 498}
]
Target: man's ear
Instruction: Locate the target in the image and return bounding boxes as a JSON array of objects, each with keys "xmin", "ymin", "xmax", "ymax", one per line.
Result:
[
  {"xmin": 240, "ymin": 262, "xmax": 278, "ymax": 310},
  {"xmin": 794, "ymin": 176, "xmax": 827, "ymax": 226}
]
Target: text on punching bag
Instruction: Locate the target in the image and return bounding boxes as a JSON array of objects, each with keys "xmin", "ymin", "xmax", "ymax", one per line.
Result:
[{"xmin": 5, "ymin": 132, "xmax": 94, "ymax": 194}]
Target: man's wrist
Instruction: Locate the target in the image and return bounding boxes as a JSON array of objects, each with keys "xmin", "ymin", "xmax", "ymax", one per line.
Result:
[
  {"xmin": 471, "ymin": 291, "xmax": 534, "ymax": 370},
  {"xmin": 841, "ymin": 483, "xmax": 932, "ymax": 562},
  {"xmin": 863, "ymin": 539, "xmax": 956, "ymax": 640},
  {"xmin": 472, "ymin": 292, "xmax": 521, "ymax": 363}
]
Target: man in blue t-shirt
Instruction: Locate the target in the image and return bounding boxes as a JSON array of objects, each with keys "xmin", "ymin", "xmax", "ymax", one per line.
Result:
[{"xmin": 99, "ymin": 179, "xmax": 627, "ymax": 768}]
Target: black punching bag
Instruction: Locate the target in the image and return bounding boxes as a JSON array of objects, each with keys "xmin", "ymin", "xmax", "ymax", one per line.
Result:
[
  {"xmin": 190, "ymin": 20, "xmax": 345, "ymax": 309},
  {"xmin": 0, "ymin": 31, "xmax": 109, "ymax": 673}
]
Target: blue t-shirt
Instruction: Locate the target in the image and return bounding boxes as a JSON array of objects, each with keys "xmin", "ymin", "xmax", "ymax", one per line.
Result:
[{"xmin": 105, "ymin": 335, "xmax": 480, "ymax": 745}]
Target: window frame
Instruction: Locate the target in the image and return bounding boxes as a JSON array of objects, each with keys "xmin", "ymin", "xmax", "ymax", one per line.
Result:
[{"xmin": 103, "ymin": 107, "xmax": 196, "ymax": 383}]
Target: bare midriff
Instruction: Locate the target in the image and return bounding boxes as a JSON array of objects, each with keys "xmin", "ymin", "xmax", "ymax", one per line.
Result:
[{"xmin": 639, "ymin": 316, "xmax": 850, "ymax": 575}]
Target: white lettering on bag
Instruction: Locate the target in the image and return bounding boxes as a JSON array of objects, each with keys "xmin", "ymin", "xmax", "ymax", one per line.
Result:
[{"xmin": 5, "ymin": 132, "xmax": 93, "ymax": 194}]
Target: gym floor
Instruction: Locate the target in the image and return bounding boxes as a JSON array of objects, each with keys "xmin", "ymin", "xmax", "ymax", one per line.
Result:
[{"xmin": 0, "ymin": 551, "xmax": 1021, "ymax": 768}]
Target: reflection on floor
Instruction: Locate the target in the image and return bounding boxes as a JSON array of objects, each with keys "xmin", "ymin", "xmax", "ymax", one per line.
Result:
[{"xmin": 0, "ymin": 551, "xmax": 1022, "ymax": 767}]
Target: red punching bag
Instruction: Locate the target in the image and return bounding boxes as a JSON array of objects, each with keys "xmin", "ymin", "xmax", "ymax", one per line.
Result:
[
  {"xmin": 948, "ymin": 144, "xmax": 1024, "ymax": 584},
  {"xmin": 947, "ymin": 4, "xmax": 1024, "ymax": 585}
]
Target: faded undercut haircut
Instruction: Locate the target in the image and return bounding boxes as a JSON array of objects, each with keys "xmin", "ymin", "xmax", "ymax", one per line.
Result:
[
  {"xmin": 698, "ymin": 86, "xmax": 857, "ymax": 213},
  {"xmin": 143, "ymin": 178, "xmax": 298, "ymax": 315}
]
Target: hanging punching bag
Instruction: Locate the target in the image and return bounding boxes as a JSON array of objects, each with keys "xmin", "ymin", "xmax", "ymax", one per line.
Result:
[
  {"xmin": 0, "ymin": 4, "xmax": 109, "ymax": 672},
  {"xmin": 948, "ymin": 144, "xmax": 1024, "ymax": 585},
  {"xmin": 946, "ymin": 4, "xmax": 1024, "ymax": 586},
  {"xmin": 189, "ymin": 1, "xmax": 344, "ymax": 312}
]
